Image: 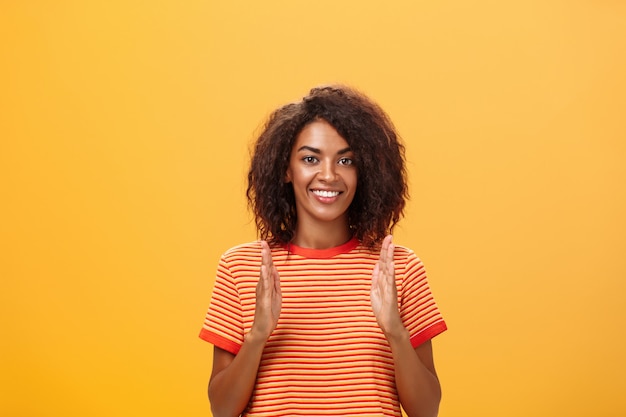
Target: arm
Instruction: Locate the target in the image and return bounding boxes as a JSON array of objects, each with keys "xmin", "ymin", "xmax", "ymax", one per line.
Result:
[
  {"xmin": 386, "ymin": 334, "xmax": 441, "ymax": 417},
  {"xmin": 371, "ymin": 235, "xmax": 441, "ymax": 417},
  {"xmin": 208, "ymin": 241, "xmax": 282, "ymax": 417},
  {"xmin": 208, "ymin": 333, "xmax": 268, "ymax": 417}
]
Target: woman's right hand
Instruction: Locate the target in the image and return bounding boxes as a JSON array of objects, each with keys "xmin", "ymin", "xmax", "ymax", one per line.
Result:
[{"xmin": 249, "ymin": 241, "xmax": 282, "ymax": 342}]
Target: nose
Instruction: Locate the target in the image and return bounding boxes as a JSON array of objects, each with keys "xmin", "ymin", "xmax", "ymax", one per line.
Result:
[{"xmin": 319, "ymin": 160, "xmax": 337, "ymax": 182}]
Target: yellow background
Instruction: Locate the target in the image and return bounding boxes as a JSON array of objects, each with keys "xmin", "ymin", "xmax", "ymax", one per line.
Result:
[{"xmin": 2, "ymin": 1, "xmax": 625, "ymax": 416}]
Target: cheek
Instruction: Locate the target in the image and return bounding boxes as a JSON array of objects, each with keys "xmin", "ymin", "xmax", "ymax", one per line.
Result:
[
  {"xmin": 349, "ymin": 171, "xmax": 358, "ymax": 189},
  {"xmin": 290, "ymin": 166, "xmax": 314, "ymax": 183}
]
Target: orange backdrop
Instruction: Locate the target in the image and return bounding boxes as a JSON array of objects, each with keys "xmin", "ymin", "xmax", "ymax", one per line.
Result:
[{"xmin": 1, "ymin": 1, "xmax": 625, "ymax": 416}]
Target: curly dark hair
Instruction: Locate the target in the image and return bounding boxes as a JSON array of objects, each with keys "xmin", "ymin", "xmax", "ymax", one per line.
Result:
[{"xmin": 246, "ymin": 85, "xmax": 409, "ymax": 248}]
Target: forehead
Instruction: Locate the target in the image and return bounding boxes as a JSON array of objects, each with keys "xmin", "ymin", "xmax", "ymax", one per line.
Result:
[{"xmin": 293, "ymin": 119, "xmax": 350, "ymax": 151}]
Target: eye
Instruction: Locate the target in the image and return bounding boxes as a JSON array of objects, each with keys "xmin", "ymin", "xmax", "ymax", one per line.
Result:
[
  {"xmin": 338, "ymin": 157, "xmax": 353, "ymax": 166},
  {"xmin": 302, "ymin": 156, "xmax": 318, "ymax": 164}
]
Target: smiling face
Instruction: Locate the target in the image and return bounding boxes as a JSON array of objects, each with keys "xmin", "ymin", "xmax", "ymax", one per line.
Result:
[{"xmin": 285, "ymin": 119, "xmax": 357, "ymax": 234}]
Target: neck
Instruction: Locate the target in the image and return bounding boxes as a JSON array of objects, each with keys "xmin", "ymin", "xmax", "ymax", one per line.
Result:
[{"xmin": 292, "ymin": 219, "xmax": 352, "ymax": 249}]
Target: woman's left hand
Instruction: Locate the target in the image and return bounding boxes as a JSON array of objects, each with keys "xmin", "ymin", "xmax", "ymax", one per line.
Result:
[{"xmin": 371, "ymin": 235, "xmax": 404, "ymax": 337}]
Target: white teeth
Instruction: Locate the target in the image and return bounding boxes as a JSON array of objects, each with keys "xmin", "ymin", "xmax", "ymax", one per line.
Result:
[{"xmin": 313, "ymin": 190, "xmax": 340, "ymax": 198}]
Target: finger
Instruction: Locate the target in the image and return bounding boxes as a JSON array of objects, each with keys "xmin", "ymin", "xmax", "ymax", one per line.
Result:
[
  {"xmin": 386, "ymin": 241, "xmax": 395, "ymax": 277},
  {"xmin": 261, "ymin": 242, "xmax": 272, "ymax": 274},
  {"xmin": 272, "ymin": 264, "xmax": 281, "ymax": 294},
  {"xmin": 379, "ymin": 236, "xmax": 389, "ymax": 265},
  {"xmin": 261, "ymin": 240, "xmax": 270, "ymax": 266},
  {"xmin": 371, "ymin": 262, "xmax": 380, "ymax": 289},
  {"xmin": 259, "ymin": 264, "xmax": 270, "ymax": 291},
  {"xmin": 384, "ymin": 235, "xmax": 394, "ymax": 262},
  {"xmin": 260, "ymin": 241, "xmax": 274, "ymax": 290},
  {"xmin": 385, "ymin": 261, "xmax": 395, "ymax": 288}
]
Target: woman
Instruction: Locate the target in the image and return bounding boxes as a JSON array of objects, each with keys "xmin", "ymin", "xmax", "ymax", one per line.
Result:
[{"xmin": 199, "ymin": 85, "xmax": 447, "ymax": 417}]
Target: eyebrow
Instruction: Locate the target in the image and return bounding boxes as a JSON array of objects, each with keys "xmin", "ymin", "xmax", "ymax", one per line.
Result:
[{"xmin": 296, "ymin": 146, "xmax": 352, "ymax": 155}]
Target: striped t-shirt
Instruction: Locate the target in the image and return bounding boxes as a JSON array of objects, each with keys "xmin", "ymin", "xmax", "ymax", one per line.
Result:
[{"xmin": 200, "ymin": 237, "xmax": 447, "ymax": 416}]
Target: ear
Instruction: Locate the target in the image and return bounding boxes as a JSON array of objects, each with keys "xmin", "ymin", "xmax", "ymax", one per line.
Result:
[{"xmin": 284, "ymin": 168, "xmax": 292, "ymax": 183}]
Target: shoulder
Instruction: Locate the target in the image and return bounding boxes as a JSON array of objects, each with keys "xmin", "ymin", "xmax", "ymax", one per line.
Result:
[
  {"xmin": 392, "ymin": 244, "xmax": 420, "ymax": 261},
  {"xmin": 351, "ymin": 241, "xmax": 422, "ymax": 262},
  {"xmin": 220, "ymin": 241, "xmax": 263, "ymax": 262},
  {"xmin": 216, "ymin": 242, "xmax": 264, "ymax": 280},
  {"xmin": 392, "ymin": 244, "xmax": 427, "ymax": 275},
  {"xmin": 220, "ymin": 240, "xmax": 289, "ymax": 262}
]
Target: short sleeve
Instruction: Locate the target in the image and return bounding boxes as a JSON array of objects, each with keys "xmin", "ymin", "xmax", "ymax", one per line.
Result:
[
  {"xmin": 199, "ymin": 255, "xmax": 245, "ymax": 355},
  {"xmin": 399, "ymin": 250, "xmax": 447, "ymax": 348}
]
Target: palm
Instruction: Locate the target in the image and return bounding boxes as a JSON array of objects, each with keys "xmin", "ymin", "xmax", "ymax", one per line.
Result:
[
  {"xmin": 253, "ymin": 241, "xmax": 282, "ymax": 339},
  {"xmin": 371, "ymin": 235, "xmax": 402, "ymax": 335},
  {"xmin": 371, "ymin": 271, "xmax": 395, "ymax": 322}
]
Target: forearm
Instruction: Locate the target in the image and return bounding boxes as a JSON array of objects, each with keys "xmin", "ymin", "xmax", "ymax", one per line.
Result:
[
  {"xmin": 386, "ymin": 330, "xmax": 441, "ymax": 417},
  {"xmin": 209, "ymin": 332, "xmax": 267, "ymax": 417}
]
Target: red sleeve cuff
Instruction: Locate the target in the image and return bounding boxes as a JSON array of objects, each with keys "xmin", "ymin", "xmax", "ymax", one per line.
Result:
[
  {"xmin": 410, "ymin": 321, "xmax": 448, "ymax": 348},
  {"xmin": 199, "ymin": 328, "xmax": 242, "ymax": 355}
]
